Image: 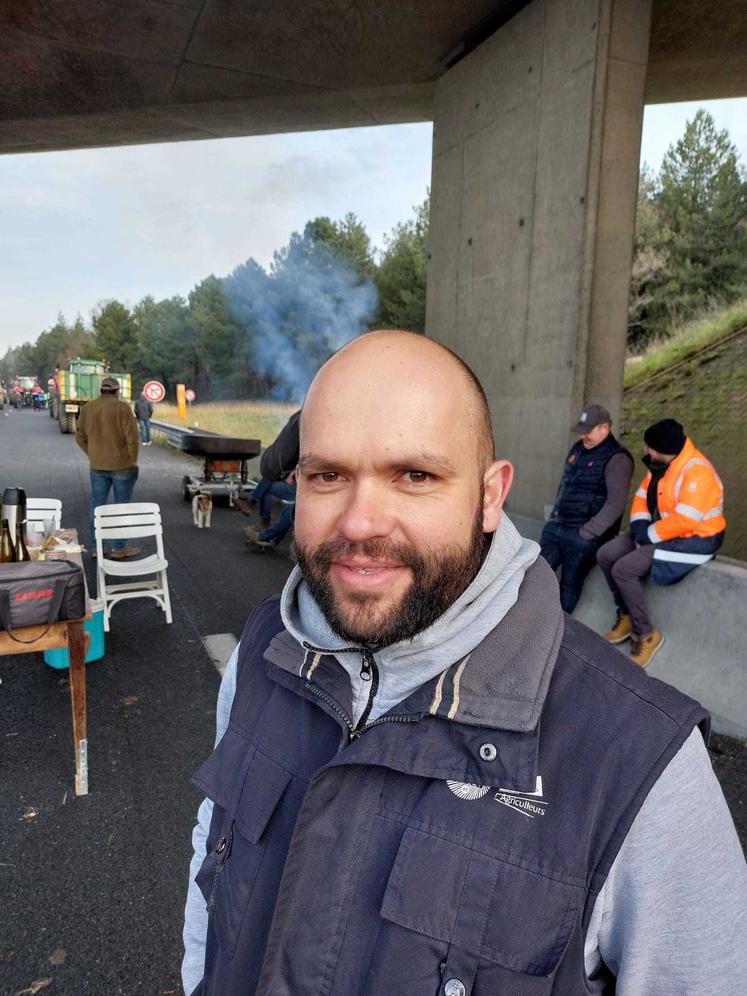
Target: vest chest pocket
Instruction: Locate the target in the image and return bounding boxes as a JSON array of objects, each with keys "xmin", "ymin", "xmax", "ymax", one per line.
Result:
[
  {"xmin": 193, "ymin": 734, "xmax": 291, "ymax": 959},
  {"xmin": 366, "ymin": 826, "xmax": 581, "ymax": 996}
]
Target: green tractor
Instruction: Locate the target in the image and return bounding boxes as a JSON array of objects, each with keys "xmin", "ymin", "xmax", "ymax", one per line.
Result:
[{"xmin": 50, "ymin": 359, "xmax": 132, "ymax": 434}]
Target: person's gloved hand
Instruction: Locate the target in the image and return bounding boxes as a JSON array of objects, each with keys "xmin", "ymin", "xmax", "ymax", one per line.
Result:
[{"xmin": 629, "ymin": 520, "xmax": 652, "ymax": 545}]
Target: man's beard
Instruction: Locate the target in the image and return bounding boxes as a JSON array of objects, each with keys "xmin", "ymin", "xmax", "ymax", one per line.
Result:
[{"xmin": 295, "ymin": 510, "xmax": 488, "ymax": 649}]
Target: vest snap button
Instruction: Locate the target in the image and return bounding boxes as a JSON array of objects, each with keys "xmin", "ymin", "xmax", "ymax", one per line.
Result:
[
  {"xmin": 479, "ymin": 743, "xmax": 497, "ymax": 761},
  {"xmin": 215, "ymin": 836, "xmax": 227, "ymax": 854},
  {"xmin": 445, "ymin": 980, "xmax": 466, "ymax": 996}
]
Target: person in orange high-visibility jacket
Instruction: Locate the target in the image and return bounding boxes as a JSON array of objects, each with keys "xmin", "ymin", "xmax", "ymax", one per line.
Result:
[{"xmin": 596, "ymin": 419, "xmax": 725, "ymax": 668}]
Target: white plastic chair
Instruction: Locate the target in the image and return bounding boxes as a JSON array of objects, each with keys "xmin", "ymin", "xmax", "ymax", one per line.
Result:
[
  {"xmin": 26, "ymin": 497, "xmax": 62, "ymax": 530},
  {"xmin": 94, "ymin": 502, "xmax": 172, "ymax": 631}
]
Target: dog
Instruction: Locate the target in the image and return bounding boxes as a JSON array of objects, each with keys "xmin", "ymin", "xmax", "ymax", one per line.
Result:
[{"xmin": 192, "ymin": 492, "xmax": 213, "ymax": 529}]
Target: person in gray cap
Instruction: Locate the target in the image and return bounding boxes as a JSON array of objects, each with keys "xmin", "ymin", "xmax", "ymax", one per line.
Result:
[
  {"xmin": 76, "ymin": 376, "xmax": 140, "ymax": 559},
  {"xmin": 540, "ymin": 403, "xmax": 633, "ymax": 613}
]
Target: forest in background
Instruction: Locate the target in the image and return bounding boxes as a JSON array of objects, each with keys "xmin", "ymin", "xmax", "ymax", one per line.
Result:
[{"xmin": 2, "ymin": 110, "xmax": 744, "ymax": 401}]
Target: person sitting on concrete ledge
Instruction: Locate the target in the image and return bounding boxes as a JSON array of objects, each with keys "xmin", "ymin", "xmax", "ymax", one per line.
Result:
[
  {"xmin": 245, "ymin": 473, "xmax": 296, "ymax": 550},
  {"xmin": 236, "ymin": 410, "xmax": 300, "ymax": 527},
  {"xmin": 539, "ymin": 403, "xmax": 633, "ymax": 613},
  {"xmin": 597, "ymin": 418, "xmax": 726, "ymax": 668}
]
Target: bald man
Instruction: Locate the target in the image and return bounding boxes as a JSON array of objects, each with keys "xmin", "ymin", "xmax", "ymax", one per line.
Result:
[{"xmin": 183, "ymin": 332, "xmax": 745, "ymax": 996}]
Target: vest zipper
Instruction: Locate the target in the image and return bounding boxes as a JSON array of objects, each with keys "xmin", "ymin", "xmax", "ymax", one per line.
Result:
[
  {"xmin": 351, "ymin": 652, "xmax": 378, "ymax": 737},
  {"xmin": 360, "ymin": 713, "xmax": 419, "ymax": 733},
  {"xmin": 304, "ymin": 681, "xmax": 355, "ymax": 737},
  {"xmin": 305, "ymin": 675, "xmax": 419, "ymax": 748},
  {"xmin": 304, "ymin": 649, "xmax": 417, "ymax": 743}
]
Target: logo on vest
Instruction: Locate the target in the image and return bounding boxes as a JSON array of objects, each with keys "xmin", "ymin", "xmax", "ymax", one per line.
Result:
[
  {"xmin": 494, "ymin": 777, "xmax": 547, "ymax": 818},
  {"xmin": 446, "ymin": 781, "xmax": 491, "ymax": 801}
]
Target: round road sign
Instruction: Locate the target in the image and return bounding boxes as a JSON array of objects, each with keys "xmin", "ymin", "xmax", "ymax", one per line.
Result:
[
  {"xmin": 185, "ymin": 389, "xmax": 196, "ymax": 403},
  {"xmin": 143, "ymin": 380, "xmax": 165, "ymax": 403}
]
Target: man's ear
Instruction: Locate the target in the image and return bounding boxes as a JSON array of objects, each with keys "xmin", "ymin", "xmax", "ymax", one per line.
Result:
[{"xmin": 483, "ymin": 460, "xmax": 513, "ymax": 533}]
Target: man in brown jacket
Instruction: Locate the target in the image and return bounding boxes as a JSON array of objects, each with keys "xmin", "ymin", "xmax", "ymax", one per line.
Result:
[{"xmin": 76, "ymin": 376, "xmax": 140, "ymax": 558}]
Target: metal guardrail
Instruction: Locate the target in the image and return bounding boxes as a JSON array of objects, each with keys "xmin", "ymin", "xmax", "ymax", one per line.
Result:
[
  {"xmin": 150, "ymin": 419, "xmax": 264, "ymax": 461},
  {"xmin": 150, "ymin": 419, "xmax": 202, "ymax": 448}
]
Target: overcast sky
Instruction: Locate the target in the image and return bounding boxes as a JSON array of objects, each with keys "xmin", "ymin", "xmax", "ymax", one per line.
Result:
[{"xmin": 0, "ymin": 97, "xmax": 745, "ymax": 353}]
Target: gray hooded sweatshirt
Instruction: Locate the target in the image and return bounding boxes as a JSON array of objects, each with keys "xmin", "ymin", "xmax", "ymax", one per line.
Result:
[{"xmin": 282, "ymin": 514, "xmax": 538, "ymax": 725}]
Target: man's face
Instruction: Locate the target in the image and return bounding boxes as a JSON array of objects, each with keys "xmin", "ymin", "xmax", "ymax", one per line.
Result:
[
  {"xmin": 644, "ymin": 445, "xmax": 675, "ymax": 465},
  {"xmin": 295, "ymin": 509, "xmax": 486, "ymax": 648},
  {"xmin": 579, "ymin": 422, "xmax": 610, "ymax": 449},
  {"xmin": 294, "ymin": 337, "xmax": 510, "ymax": 647}
]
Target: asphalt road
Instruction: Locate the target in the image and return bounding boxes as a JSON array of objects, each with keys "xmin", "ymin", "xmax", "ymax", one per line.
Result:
[
  {"xmin": 0, "ymin": 407, "xmax": 744, "ymax": 995},
  {"xmin": 0, "ymin": 408, "xmax": 293, "ymax": 996}
]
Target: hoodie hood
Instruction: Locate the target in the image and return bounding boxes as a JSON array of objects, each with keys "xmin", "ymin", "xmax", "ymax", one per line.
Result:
[{"xmin": 280, "ymin": 513, "xmax": 540, "ymax": 724}]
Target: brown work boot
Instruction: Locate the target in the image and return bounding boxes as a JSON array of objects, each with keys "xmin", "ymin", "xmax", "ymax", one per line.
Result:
[
  {"xmin": 245, "ymin": 527, "xmax": 275, "ymax": 551},
  {"xmin": 630, "ymin": 630, "xmax": 664, "ymax": 668},
  {"xmin": 603, "ymin": 613, "xmax": 632, "ymax": 644},
  {"xmin": 110, "ymin": 545, "xmax": 141, "ymax": 560}
]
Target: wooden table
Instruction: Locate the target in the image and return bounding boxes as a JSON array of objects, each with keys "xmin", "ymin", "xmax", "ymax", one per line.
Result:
[{"xmin": 0, "ymin": 549, "xmax": 91, "ymax": 795}]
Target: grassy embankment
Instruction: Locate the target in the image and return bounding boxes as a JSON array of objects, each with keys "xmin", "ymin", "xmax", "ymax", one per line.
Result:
[
  {"xmin": 153, "ymin": 400, "xmax": 296, "ymax": 447},
  {"xmin": 624, "ymin": 299, "xmax": 747, "ymax": 389},
  {"xmin": 621, "ymin": 299, "xmax": 747, "ymax": 560}
]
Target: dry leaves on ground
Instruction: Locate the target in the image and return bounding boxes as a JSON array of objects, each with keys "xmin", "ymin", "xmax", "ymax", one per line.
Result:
[{"xmin": 16, "ymin": 979, "xmax": 53, "ymax": 995}]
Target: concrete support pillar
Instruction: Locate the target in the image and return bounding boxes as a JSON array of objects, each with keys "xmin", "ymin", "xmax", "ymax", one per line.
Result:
[{"xmin": 426, "ymin": 0, "xmax": 652, "ymax": 519}]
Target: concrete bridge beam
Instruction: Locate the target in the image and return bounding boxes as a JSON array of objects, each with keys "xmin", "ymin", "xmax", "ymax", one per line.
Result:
[{"xmin": 426, "ymin": 0, "xmax": 652, "ymax": 520}]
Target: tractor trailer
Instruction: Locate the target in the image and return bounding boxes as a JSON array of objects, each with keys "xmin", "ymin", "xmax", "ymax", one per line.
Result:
[{"xmin": 50, "ymin": 358, "xmax": 132, "ymax": 434}]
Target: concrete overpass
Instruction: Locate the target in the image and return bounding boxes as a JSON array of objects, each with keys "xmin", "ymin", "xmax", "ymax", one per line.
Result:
[
  {"xmin": 3, "ymin": 0, "xmax": 747, "ymax": 519},
  {"xmin": 2, "ymin": 1, "xmax": 745, "ymax": 153}
]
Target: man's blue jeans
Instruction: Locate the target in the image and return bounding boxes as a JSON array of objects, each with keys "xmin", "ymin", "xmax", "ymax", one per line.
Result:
[
  {"xmin": 90, "ymin": 466, "xmax": 139, "ymax": 552},
  {"xmin": 258, "ymin": 502, "xmax": 295, "ymax": 544},
  {"xmin": 251, "ymin": 479, "xmax": 295, "ymax": 520},
  {"xmin": 539, "ymin": 519, "xmax": 599, "ymax": 614},
  {"xmin": 137, "ymin": 418, "xmax": 151, "ymax": 443}
]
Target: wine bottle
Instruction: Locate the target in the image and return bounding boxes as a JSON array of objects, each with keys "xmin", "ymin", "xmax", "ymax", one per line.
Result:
[
  {"xmin": 14, "ymin": 523, "xmax": 30, "ymax": 562},
  {"xmin": 0, "ymin": 519, "xmax": 16, "ymax": 562}
]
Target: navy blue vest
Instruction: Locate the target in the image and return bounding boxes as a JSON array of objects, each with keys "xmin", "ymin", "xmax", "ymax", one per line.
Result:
[
  {"xmin": 190, "ymin": 589, "xmax": 706, "ymax": 996},
  {"xmin": 553, "ymin": 434, "xmax": 631, "ymax": 534}
]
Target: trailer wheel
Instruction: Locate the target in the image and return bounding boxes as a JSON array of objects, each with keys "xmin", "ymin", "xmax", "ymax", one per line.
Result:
[
  {"xmin": 182, "ymin": 476, "xmax": 193, "ymax": 501},
  {"xmin": 59, "ymin": 411, "xmax": 71, "ymax": 434}
]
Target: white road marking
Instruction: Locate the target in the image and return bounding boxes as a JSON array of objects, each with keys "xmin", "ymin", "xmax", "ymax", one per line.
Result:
[{"xmin": 201, "ymin": 633, "xmax": 239, "ymax": 676}]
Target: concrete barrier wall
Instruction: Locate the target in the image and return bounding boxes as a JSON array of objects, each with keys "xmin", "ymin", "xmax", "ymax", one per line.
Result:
[{"xmin": 510, "ymin": 513, "xmax": 747, "ymax": 738}]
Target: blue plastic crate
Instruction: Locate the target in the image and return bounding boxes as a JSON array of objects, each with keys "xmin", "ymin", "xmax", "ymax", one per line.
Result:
[{"xmin": 43, "ymin": 599, "xmax": 105, "ymax": 670}]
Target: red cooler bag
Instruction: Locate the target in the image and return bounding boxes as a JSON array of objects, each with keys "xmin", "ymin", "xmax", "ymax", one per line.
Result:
[{"xmin": 0, "ymin": 560, "xmax": 86, "ymax": 644}]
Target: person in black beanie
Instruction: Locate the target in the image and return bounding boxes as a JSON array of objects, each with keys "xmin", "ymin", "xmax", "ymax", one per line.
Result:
[{"xmin": 597, "ymin": 418, "xmax": 726, "ymax": 668}]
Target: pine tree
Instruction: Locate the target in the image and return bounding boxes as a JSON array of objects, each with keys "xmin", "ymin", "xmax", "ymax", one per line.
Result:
[
  {"xmin": 658, "ymin": 109, "xmax": 747, "ymax": 321},
  {"xmin": 376, "ymin": 195, "xmax": 430, "ymax": 332},
  {"xmin": 92, "ymin": 300, "xmax": 136, "ymax": 370}
]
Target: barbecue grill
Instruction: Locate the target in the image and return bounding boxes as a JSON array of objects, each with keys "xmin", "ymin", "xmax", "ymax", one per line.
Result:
[{"xmin": 178, "ymin": 431, "xmax": 261, "ymax": 505}]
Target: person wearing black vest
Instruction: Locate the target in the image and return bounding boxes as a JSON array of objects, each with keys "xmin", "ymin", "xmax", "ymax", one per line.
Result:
[
  {"xmin": 183, "ymin": 334, "xmax": 745, "ymax": 996},
  {"xmin": 540, "ymin": 404, "xmax": 633, "ymax": 613}
]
